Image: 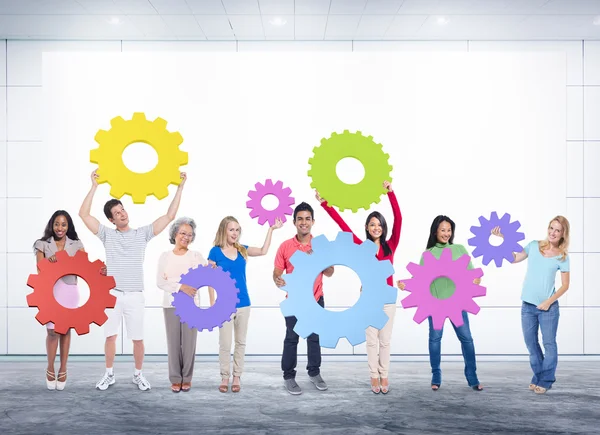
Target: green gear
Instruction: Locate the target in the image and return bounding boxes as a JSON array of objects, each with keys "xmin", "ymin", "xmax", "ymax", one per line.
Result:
[{"xmin": 308, "ymin": 130, "xmax": 393, "ymax": 212}]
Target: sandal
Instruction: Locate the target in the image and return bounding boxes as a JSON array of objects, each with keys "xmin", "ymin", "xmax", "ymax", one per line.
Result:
[
  {"xmin": 380, "ymin": 378, "xmax": 389, "ymax": 394},
  {"xmin": 181, "ymin": 382, "xmax": 191, "ymax": 392},
  {"xmin": 56, "ymin": 371, "xmax": 67, "ymax": 391},
  {"xmin": 231, "ymin": 376, "xmax": 241, "ymax": 393},
  {"xmin": 171, "ymin": 383, "xmax": 182, "ymax": 393},
  {"xmin": 218, "ymin": 378, "xmax": 229, "ymax": 393},
  {"xmin": 529, "ymin": 384, "xmax": 537, "ymax": 391},
  {"xmin": 431, "ymin": 384, "xmax": 440, "ymax": 391},
  {"xmin": 472, "ymin": 384, "xmax": 483, "ymax": 391},
  {"xmin": 534, "ymin": 386, "xmax": 547, "ymax": 394},
  {"xmin": 370, "ymin": 378, "xmax": 381, "ymax": 394},
  {"xmin": 46, "ymin": 370, "xmax": 56, "ymax": 390}
]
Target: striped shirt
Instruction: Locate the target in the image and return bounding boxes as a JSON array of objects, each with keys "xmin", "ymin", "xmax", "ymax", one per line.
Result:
[{"xmin": 97, "ymin": 224, "xmax": 154, "ymax": 292}]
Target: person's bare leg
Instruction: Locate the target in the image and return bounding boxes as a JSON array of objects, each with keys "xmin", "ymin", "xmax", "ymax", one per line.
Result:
[
  {"xmin": 46, "ymin": 329, "xmax": 59, "ymax": 380},
  {"xmin": 58, "ymin": 330, "xmax": 72, "ymax": 380},
  {"xmin": 105, "ymin": 335, "xmax": 117, "ymax": 368},
  {"xmin": 133, "ymin": 340, "xmax": 144, "ymax": 370}
]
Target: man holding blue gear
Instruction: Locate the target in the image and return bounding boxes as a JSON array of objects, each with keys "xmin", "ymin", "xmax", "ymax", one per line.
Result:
[{"xmin": 273, "ymin": 202, "xmax": 334, "ymax": 395}]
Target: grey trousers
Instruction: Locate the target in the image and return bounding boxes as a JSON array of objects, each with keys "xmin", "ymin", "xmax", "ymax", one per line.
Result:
[{"xmin": 163, "ymin": 308, "xmax": 198, "ymax": 384}]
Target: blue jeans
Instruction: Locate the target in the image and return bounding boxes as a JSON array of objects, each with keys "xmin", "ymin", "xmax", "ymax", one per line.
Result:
[
  {"xmin": 428, "ymin": 311, "xmax": 480, "ymax": 387},
  {"xmin": 521, "ymin": 301, "xmax": 560, "ymax": 389}
]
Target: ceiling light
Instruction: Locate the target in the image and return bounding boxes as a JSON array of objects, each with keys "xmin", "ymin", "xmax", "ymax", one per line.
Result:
[
  {"xmin": 108, "ymin": 17, "xmax": 121, "ymax": 25},
  {"xmin": 594, "ymin": 16, "xmax": 600, "ymax": 26},
  {"xmin": 269, "ymin": 17, "xmax": 287, "ymax": 27},
  {"xmin": 436, "ymin": 16, "xmax": 449, "ymax": 25}
]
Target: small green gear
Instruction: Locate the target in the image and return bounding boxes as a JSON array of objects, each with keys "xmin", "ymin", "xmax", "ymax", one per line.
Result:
[{"xmin": 308, "ymin": 130, "xmax": 393, "ymax": 212}]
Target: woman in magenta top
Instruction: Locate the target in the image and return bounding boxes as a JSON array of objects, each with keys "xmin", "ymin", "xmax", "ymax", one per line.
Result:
[{"xmin": 316, "ymin": 181, "xmax": 401, "ymax": 394}]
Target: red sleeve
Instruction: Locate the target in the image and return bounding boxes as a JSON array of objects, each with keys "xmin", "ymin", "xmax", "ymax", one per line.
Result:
[
  {"xmin": 321, "ymin": 201, "xmax": 362, "ymax": 245},
  {"xmin": 387, "ymin": 191, "xmax": 402, "ymax": 251},
  {"xmin": 274, "ymin": 243, "xmax": 286, "ymax": 271}
]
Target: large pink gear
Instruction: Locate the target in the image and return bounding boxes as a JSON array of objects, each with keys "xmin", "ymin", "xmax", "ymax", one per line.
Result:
[
  {"xmin": 400, "ymin": 248, "xmax": 486, "ymax": 331},
  {"xmin": 246, "ymin": 179, "xmax": 295, "ymax": 227}
]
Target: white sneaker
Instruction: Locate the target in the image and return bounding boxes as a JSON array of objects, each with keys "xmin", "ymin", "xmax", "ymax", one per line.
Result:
[
  {"xmin": 132, "ymin": 373, "xmax": 151, "ymax": 391},
  {"xmin": 96, "ymin": 372, "xmax": 115, "ymax": 391}
]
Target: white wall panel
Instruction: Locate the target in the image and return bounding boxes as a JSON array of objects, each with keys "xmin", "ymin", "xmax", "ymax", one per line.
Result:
[
  {"xmin": 7, "ymin": 253, "xmax": 35, "ymax": 307},
  {"xmin": 0, "ymin": 142, "xmax": 6, "ymax": 198},
  {"xmin": 567, "ymin": 87, "xmax": 583, "ymax": 140},
  {"xmin": 584, "ymin": 254, "xmax": 600, "ymax": 306},
  {"xmin": 469, "ymin": 41, "xmax": 583, "ymax": 85},
  {"xmin": 121, "ymin": 41, "xmax": 236, "ymax": 52},
  {"xmin": 0, "ymin": 307, "xmax": 6, "ymax": 354},
  {"xmin": 353, "ymin": 41, "xmax": 468, "ymax": 52},
  {"xmin": 566, "ymin": 198, "xmax": 584, "ymax": 252},
  {"xmin": 584, "ymin": 307, "xmax": 600, "ymax": 354},
  {"xmin": 583, "ymin": 41, "xmax": 600, "ymax": 85},
  {"xmin": 0, "ymin": 198, "xmax": 5, "ymax": 252},
  {"xmin": 7, "ymin": 142, "xmax": 45, "ymax": 198},
  {"xmin": 563, "ymin": 253, "xmax": 583, "ymax": 307},
  {"xmin": 583, "ymin": 142, "xmax": 600, "ymax": 197},
  {"xmin": 567, "ymin": 141, "xmax": 583, "ymax": 198},
  {"xmin": 238, "ymin": 41, "xmax": 352, "ymax": 51},
  {"xmin": 0, "ymin": 253, "xmax": 5, "ymax": 308},
  {"xmin": 6, "ymin": 198, "xmax": 42, "ymax": 253},
  {"xmin": 0, "ymin": 86, "xmax": 6, "ymax": 142},
  {"xmin": 6, "ymin": 87, "xmax": 42, "ymax": 141},
  {"xmin": 584, "ymin": 86, "xmax": 600, "ymax": 140},
  {"xmin": 0, "ymin": 40, "xmax": 6, "ymax": 85},
  {"xmin": 7, "ymin": 40, "xmax": 121, "ymax": 86},
  {"xmin": 584, "ymin": 199, "xmax": 600, "ymax": 252}
]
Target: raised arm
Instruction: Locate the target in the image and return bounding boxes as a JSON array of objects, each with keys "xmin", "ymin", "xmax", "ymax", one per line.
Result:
[
  {"xmin": 385, "ymin": 182, "xmax": 402, "ymax": 250},
  {"xmin": 315, "ymin": 190, "xmax": 362, "ymax": 244},
  {"xmin": 152, "ymin": 172, "xmax": 186, "ymax": 236},
  {"xmin": 491, "ymin": 226, "xmax": 528, "ymax": 264},
  {"xmin": 78, "ymin": 170, "xmax": 101, "ymax": 235},
  {"xmin": 247, "ymin": 218, "xmax": 283, "ymax": 257}
]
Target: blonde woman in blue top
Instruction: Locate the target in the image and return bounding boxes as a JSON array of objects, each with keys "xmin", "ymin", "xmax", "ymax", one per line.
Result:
[
  {"xmin": 209, "ymin": 216, "xmax": 283, "ymax": 393},
  {"xmin": 492, "ymin": 215, "xmax": 570, "ymax": 394}
]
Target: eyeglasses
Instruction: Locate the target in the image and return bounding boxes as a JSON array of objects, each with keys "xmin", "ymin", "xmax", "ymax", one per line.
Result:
[{"xmin": 178, "ymin": 232, "xmax": 193, "ymax": 239}]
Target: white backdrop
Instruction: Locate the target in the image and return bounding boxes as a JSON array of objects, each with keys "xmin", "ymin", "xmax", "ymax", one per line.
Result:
[{"xmin": 30, "ymin": 51, "xmax": 566, "ymax": 355}]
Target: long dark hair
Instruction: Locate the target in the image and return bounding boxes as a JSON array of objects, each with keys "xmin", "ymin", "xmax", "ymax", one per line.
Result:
[
  {"xmin": 34, "ymin": 210, "xmax": 80, "ymax": 250},
  {"xmin": 365, "ymin": 211, "xmax": 392, "ymax": 257},
  {"xmin": 426, "ymin": 215, "xmax": 456, "ymax": 250}
]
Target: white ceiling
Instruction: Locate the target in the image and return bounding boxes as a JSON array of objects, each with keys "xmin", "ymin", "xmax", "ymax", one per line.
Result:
[{"xmin": 1, "ymin": 0, "xmax": 600, "ymax": 40}]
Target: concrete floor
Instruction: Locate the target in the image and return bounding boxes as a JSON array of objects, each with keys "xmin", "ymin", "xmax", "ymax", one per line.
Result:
[{"xmin": 0, "ymin": 359, "xmax": 599, "ymax": 434}]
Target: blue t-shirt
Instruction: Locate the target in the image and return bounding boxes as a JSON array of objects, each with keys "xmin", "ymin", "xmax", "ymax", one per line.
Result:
[
  {"xmin": 208, "ymin": 245, "xmax": 250, "ymax": 308},
  {"xmin": 521, "ymin": 240, "xmax": 570, "ymax": 306}
]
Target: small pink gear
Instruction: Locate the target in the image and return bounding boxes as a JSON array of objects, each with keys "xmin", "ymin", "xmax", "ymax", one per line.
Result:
[
  {"xmin": 401, "ymin": 248, "xmax": 486, "ymax": 331},
  {"xmin": 246, "ymin": 179, "xmax": 295, "ymax": 226}
]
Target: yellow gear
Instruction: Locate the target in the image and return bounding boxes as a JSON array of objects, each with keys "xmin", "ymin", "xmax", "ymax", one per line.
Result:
[{"xmin": 90, "ymin": 113, "xmax": 188, "ymax": 204}]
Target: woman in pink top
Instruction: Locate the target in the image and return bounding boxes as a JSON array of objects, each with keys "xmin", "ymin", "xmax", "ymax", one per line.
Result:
[
  {"xmin": 316, "ymin": 181, "xmax": 402, "ymax": 394},
  {"xmin": 33, "ymin": 210, "xmax": 85, "ymax": 391}
]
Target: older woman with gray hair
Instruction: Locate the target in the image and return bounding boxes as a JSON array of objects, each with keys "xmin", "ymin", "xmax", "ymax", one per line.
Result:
[{"xmin": 156, "ymin": 217, "xmax": 213, "ymax": 393}]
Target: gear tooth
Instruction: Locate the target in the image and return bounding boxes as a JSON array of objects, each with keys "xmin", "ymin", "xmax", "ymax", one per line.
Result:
[
  {"xmin": 109, "ymin": 186, "xmax": 125, "ymax": 199},
  {"xmin": 131, "ymin": 192, "xmax": 147, "ymax": 204},
  {"xmin": 110, "ymin": 116, "xmax": 126, "ymax": 127},
  {"xmin": 343, "ymin": 129, "xmax": 349, "ymax": 134},
  {"xmin": 154, "ymin": 187, "xmax": 170, "ymax": 200},
  {"xmin": 293, "ymin": 320, "xmax": 314, "ymax": 339},
  {"xmin": 331, "ymin": 132, "xmax": 338, "ymax": 137},
  {"xmin": 93, "ymin": 130, "xmax": 109, "ymax": 144},
  {"xmin": 171, "ymin": 131, "xmax": 184, "ymax": 145},
  {"xmin": 132, "ymin": 112, "xmax": 147, "ymax": 121},
  {"xmin": 26, "ymin": 292, "xmax": 38, "ymax": 306},
  {"xmin": 346, "ymin": 328, "xmax": 366, "ymax": 346},
  {"xmin": 265, "ymin": 179, "xmax": 274, "ymax": 188},
  {"xmin": 178, "ymin": 150, "xmax": 188, "ymax": 165}
]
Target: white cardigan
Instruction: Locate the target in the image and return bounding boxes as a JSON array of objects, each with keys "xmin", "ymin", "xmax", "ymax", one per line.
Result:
[{"xmin": 156, "ymin": 249, "xmax": 207, "ymax": 308}]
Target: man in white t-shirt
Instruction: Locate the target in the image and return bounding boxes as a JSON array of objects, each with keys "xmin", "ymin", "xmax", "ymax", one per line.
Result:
[{"xmin": 79, "ymin": 169, "xmax": 186, "ymax": 391}]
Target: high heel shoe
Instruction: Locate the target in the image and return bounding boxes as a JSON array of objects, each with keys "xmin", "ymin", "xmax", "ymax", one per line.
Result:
[
  {"xmin": 370, "ymin": 378, "xmax": 381, "ymax": 394},
  {"xmin": 56, "ymin": 372, "xmax": 67, "ymax": 391},
  {"xmin": 46, "ymin": 370, "xmax": 56, "ymax": 390},
  {"xmin": 380, "ymin": 378, "xmax": 389, "ymax": 394}
]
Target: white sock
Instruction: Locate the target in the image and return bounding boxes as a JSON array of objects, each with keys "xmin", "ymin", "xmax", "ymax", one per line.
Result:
[
  {"xmin": 134, "ymin": 369, "xmax": 142, "ymax": 376},
  {"xmin": 106, "ymin": 367, "xmax": 113, "ymax": 375}
]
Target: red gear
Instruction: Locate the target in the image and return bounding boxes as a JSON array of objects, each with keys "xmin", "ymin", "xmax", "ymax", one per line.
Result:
[{"xmin": 27, "ymin": 250, "xmax": 117, "ymax": 335}]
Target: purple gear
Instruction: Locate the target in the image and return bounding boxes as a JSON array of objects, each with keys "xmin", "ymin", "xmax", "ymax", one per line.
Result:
[
  {"xmin": 468, "ymin": 211, "xmax": 525, "ymax": 267},
  {"xmin": 401, "ymin": 248, "xmax": 486, "ymax": 331},
  {"xmin": 246, "ymin": 179, "xmax": 295, "ymax": 227},
  {"xmin": 172, "ymin": 264, "xmax": 240, "ymax": 332}
]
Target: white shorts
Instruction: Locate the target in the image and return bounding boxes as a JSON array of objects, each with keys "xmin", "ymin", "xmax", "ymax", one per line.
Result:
[{"xmin": 104, "ymin": 290, "xmax": 145, "ymax": 341}]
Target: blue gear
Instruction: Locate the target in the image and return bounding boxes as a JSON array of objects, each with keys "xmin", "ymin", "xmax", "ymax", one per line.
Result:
[{"xmin": 279, "ymin": 231, "xmax": 397, "ymax": 348}]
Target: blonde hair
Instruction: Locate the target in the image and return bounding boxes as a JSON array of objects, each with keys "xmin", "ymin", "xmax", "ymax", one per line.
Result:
[
  {"xmin": 539, "ymin": 215, "xmax": 570, "ymax": 261},
  {"xmin": 213, "ymin": 216, "xmax": 248, "ymax": 260}
]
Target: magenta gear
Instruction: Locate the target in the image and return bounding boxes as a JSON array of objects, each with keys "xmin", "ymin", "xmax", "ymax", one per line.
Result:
[
  {"xmin": 468, "ymin": 211, "xmax": 525, "ymax": 267},
  {"xmin": 401, "ymin": 248, "xmax": 486, "ymax": 331},
  {"xmin": 172, "ymin": 264, "xmax": 240, "ymax": 332},
  {"xmin": 246, "ymin": 179, "xmax": 295, "ymax": 227}
]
